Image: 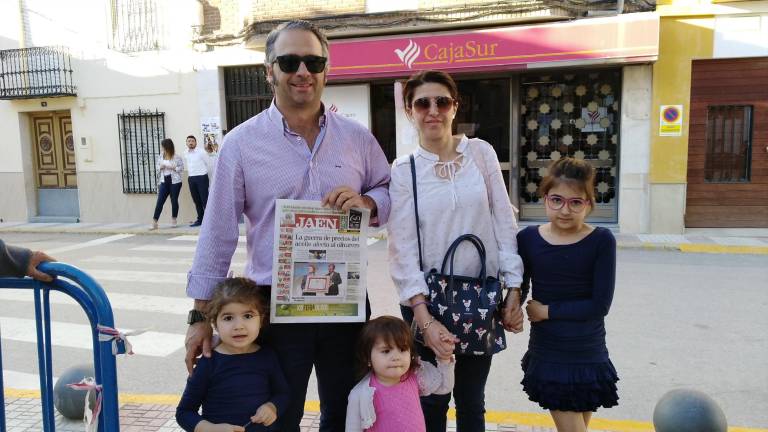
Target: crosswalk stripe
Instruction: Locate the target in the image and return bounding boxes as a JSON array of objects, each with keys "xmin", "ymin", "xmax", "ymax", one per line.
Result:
[
  {"xmin": 131, "ymin": 245, "xmax": 246, "ymax": 254},
  {"xmin": 0, "ymin": 317, "xmax": 184, "ymax": 358},
  {"xmin": 47, "ymin": 234, "xmax": 135, "ymax": 254},
  {"xmin": 88, "ymin": 269, "xmax": 187, "ymax": 284},
  {"xmin": 0, "ymin": 291, "xmax": 188, "ymax": 315},
  {"xmin": 169, "ymin": 235, "xmax": 247, "ymax": 243},
  {"xmin": 2, "ymin": 370, "xmax": 57, "ymax": 390},
  {"xmin": 81, "ymin": 255, "xmax": 245, "ymax": 269}
]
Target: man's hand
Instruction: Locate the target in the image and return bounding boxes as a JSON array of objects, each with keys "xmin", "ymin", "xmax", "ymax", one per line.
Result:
[
  {"xmin": 185, "ymin": 321, "xmax": 213, "ymax": 374},
  {"xmin": 322, "ymin": 186, "xmax": 376, "ymax": 213},
  {"xmin": 26, "ymin": 251, "xmax": 56, "ymax": 282},
  {"xmin": 251, "ymin": 402, "xmax": 278, "ymax": 426},
  {"xmin": 526, "ymin": 300, "xmax": 549, "ymax": 323}
]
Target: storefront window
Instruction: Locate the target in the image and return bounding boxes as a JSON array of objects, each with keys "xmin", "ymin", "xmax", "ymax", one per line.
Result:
[
  {"xmin": 371, "ymin": 83, "xmax": 397, "ymax": 162},
  {"xmin": 454, "ymin": 79, "xmax": 511, "ymax": 163}
]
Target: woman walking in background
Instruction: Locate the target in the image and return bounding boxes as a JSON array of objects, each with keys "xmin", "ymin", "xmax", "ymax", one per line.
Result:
[{"xmin": 151, "ymin": 138, "xmax": 184, "ymax": 230}]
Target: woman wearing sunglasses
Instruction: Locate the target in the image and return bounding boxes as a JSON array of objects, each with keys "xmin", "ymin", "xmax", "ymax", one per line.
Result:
[
  {"xmin": 516, "ymin": 158, "xmax": 619, "ymax": 432},
  {"xmin": 387, "ymin": 70, "xmax": 525, "ymax": 431}
]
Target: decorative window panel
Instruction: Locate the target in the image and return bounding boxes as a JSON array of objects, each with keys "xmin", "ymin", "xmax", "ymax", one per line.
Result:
[
  {"xmin": 704, "ymin": 105, "xmax": 752, "ymax": 183},
  {"xmin": 519, "ymin": 70, "xmax": 621, "ymax": 222}
]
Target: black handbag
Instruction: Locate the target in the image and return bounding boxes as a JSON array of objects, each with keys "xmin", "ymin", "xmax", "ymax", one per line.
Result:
[{"xmin": 409, "ymin": 155, "xmax": 506, "ymax": 356}]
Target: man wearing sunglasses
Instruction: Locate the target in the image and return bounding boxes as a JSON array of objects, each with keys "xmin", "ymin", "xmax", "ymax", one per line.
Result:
[{"xmin": 185, "ymin": 20, "xmax": 391, "ymax": 432}]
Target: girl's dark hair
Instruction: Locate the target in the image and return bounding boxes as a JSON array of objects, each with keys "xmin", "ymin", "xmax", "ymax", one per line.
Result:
[
  {"xmin": 161, "ymin": 138, "xmax": 175, "ymax": 159},
  {"xmin": 402, "ymin": 70, "xmax": 460, "ymax": 109},
  {"xmin": 538, "ymin": 157, "xmax": 596, "ymax": 207},
  {"xmin": 355, "ymin": 316, "xmax": 419, "ymax": 380},
  {"xmin": 206, "ymin": 277, "xmax": 269, "ymax": 327}
]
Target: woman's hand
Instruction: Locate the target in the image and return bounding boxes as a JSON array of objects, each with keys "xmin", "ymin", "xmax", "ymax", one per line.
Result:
[
  {"xmin": 422, "ymin": 319, "xmax": 458, "ymax": 358},
  {"xmin": 502, "ymin": 290, "xmax": 524, "ymax": 333},
  {"xmin": 525, "ymin": 300, "xmax": 549, "ymax": 322}
]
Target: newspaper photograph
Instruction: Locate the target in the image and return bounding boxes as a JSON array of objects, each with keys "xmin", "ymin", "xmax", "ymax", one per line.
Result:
[{"xmin": 271, "ymin": 199, "xmax": 370, "ymax": 323}]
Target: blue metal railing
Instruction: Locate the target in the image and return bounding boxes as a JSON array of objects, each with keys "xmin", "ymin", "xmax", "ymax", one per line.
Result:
[{"xmin": 0, "ymin": 262, "xmax": 120, "ymax": 431}]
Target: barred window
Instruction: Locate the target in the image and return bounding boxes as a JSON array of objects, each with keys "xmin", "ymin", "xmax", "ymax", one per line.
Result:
[
  {"xmin": 705, "ymin": 105, "xmax": 753, "ymax": 183},
  {"xmin": 110, "ymin": 0, "xmax": 163, "ymax": 53},
  {"xmin": 224, "ymin": 65, "xmax": 273, "ymax": 130},
  {"xmin": 118, "ymin": 109, "xmax": 165, "ymax": 193}
]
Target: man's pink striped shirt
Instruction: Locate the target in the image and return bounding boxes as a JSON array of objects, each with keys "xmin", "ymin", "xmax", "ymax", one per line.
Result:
[{"xmin": 187, "ymin": 103, "xmax": 391, "ymax": 300}]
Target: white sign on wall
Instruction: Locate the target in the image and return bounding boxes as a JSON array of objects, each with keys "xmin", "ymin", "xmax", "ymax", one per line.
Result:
[{"xmin": 322, "ymin": 84, "xmax": 371, "ymax": 130}]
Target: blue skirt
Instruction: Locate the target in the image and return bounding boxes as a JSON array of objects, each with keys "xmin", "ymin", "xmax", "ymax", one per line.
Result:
[{"xmin": 520, "ymin": 351, "xmax": 619, "ymax": 412}]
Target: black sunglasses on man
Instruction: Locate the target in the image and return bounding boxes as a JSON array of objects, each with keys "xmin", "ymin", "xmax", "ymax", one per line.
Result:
[{"xmin": 272, "ymin": 54, "xmax": 327, "ymax": 74}]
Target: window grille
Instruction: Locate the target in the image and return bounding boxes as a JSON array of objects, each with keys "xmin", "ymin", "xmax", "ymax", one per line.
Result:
[
  {"xmin": 224, "ymin": 65, "xmax": 273, "ymax": 130},
  {"xmin": 110, "ymin": 0, "xmax": 163, "ymax": 53},
  {"xmin": 705, "ymin": 105, "xmax": 753, "ymax": 183},
  {"xmin": 118, "ymin": 108, "xmax": 165, "ymax": 193}
]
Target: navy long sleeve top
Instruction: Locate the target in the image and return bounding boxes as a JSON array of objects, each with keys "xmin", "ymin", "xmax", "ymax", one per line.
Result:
[
  {"xmin": 517, "ymin": 226, "xmax": 617, "ymax": 363},
  {"xmin": 176, "ymin": 347, "xmax": 290, "ymax": 431}
]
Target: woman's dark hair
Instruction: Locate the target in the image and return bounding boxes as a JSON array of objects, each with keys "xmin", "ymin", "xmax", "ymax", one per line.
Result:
[
  {"xmin": 538, "ymin": 157, "xmax": 596, "ymax": 208},
  {"xmin": 402, "ymin": 70, "xmax": 460, "ymax": 109},
  {"xmin": 161, "ymin": 138, "xmax": 175, "ymax": 159},
  {"xmin": 206, "ymin": 277, "xmax": 269, "ymax": 327},
  {"xmin": 355, "ymin": 316, "xmax": 419, "ymax": 380}
]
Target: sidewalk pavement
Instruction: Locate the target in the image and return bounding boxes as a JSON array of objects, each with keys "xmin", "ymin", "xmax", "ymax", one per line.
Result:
[
  {"xmin": 3, "ymin": 395, "xmax": 568, "ymax": 432},
  {"xmin": 2, "ymin": 221, "xmax": 767, "ymax": 255}
]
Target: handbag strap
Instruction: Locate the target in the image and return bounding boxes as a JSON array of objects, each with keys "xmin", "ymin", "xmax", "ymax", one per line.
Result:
[
  {"xmin": 409, "ymin": 154, "xmax": 424, "ymax": 272},
  {"xmin": 441, "ymin": 233, "xmax": 487, "ymax": 281}
]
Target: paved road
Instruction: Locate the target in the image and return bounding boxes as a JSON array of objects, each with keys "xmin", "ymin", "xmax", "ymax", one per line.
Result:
[{"xmin": 1, "ymin": 232, "xmax": 766, "ymax": 428}]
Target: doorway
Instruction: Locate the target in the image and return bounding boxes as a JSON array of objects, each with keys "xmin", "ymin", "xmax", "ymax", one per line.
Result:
[{"xmin": 30, "ymin": 110, "xmax": 79, "ymax": 218}]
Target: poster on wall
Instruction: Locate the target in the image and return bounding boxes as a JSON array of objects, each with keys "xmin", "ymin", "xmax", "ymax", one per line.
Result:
[
  {"xmin": 200, "ymin": 117, "xmax": 222, "ymax": 152},
  {"xmin": 322, "ymin": 84, "xmax": 371, "ymax": 129},
  {"xmin": 659, "ymin": 105, "xmax": 683, "ymax": 136}
]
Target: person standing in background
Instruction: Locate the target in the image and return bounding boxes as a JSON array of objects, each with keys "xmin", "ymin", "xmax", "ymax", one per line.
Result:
[
  {"xmin": 185, "ymin": 135, "xmax": 210, "ymax": 227},
  {"xmin": 151, "ymin": 138, "xmax": 184, "ymax": 230}
]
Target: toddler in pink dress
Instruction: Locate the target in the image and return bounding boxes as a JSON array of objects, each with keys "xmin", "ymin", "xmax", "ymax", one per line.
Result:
[{"xmin": 346, "ymin": 316, "xmax": 455, "ymax": 431}]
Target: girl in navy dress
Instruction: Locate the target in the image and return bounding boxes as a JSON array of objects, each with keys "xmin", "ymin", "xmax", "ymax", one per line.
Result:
[
  {"xmin": 513, "ymin": 158, "xmax": 618, "ymax": 432},
  {"xmin": 176, "ymin": 278, "xmax": 289, "ymax": 431}
]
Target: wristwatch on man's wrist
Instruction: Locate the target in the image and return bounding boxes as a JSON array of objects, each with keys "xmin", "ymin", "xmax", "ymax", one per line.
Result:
[{"xmin": 187, "ymin": 309, "xmax": 207, "ymax": 325}]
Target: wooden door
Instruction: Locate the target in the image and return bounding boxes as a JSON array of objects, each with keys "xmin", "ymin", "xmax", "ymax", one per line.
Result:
[
  {"xmin": 686, "ymin": 58, "xmax": 768, "ymax": 227},
  {"xmin": 32, "ymin": 111, "xmax": 77, "ymax": 188}
]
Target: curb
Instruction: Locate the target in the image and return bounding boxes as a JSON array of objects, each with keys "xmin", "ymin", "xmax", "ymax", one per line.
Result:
[{"xmin": 5, "ymin": 389, "xmax": 767, "ymax": 432}]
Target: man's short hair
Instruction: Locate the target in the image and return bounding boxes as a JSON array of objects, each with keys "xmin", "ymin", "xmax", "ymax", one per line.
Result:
[{"xmin": 264, "ymin": 20, "xmax": 329, "ymax": 66}]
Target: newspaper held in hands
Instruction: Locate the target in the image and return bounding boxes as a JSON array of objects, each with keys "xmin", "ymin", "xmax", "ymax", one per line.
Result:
[{"xmin": 271, "ymin": 199, "xmax": 370, "ymax": 323}]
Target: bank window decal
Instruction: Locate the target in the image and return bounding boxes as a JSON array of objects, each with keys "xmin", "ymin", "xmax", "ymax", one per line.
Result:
[
  {"xmin": 118, "ymin": 108, "xmax": 166, "ymax": 194},
  {"xmin": 704, "ymin": 105, "xmax": 753, "ymax": 183},
  {"xmin": 520, "ymin": 71, "xmax": 620, "ymax": 210}
]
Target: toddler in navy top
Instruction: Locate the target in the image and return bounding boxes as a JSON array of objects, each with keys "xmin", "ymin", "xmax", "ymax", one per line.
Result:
[
  {"xmin": 512, "ymin": 158, "xmax": 619, "ymax": 432},
  {"xmin": 176, "ymin": 278, "xmax": 289, "ymax": 432}
]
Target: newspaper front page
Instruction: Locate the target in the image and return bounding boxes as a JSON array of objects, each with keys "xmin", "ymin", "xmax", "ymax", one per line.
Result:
[{"xmin": 271, "ymin": 199, "xmax": 369, "ymax": 323}]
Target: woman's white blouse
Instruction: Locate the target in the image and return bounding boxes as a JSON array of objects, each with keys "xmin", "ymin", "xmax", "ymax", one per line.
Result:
[
  {"xmin": 388, "ymin": 135, "xmax": 524, "ymax": 304},
  {"xmin": 156, "ymin": 154, "xmax": 184, "ymax": 185}
]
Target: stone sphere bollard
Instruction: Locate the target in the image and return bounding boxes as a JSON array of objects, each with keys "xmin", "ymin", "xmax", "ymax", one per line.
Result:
[
  {"xmin": 653, "ymin": 389, "xmax": 727, "ymax": 432},
  {"xmin": 53, "ymin": 364, "xmax": 97, "ymax": 420}
]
